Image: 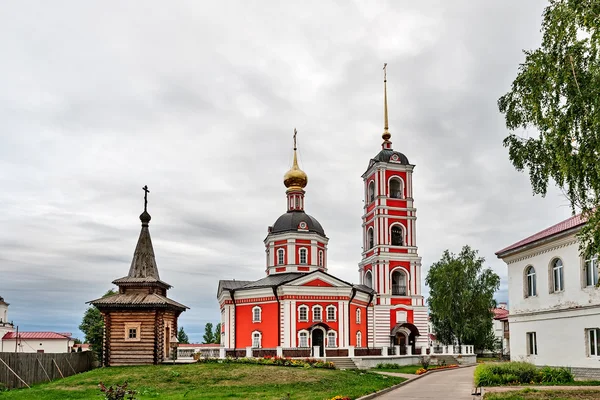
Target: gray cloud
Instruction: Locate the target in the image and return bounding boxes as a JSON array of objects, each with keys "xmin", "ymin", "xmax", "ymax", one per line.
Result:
[{"xmin": 0, "ymin": 0, "xmax": 566, "ymax": 342}]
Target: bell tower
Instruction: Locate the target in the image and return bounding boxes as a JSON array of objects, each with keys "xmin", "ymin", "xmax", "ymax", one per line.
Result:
[{"xmin": 358, "ymin": 65, "xmax": 428, "ymax": 350}]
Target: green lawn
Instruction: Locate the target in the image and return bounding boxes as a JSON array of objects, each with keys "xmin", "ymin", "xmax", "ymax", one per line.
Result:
[
  {"xmin": 484, "ymin": 388, "xmax": 600, "ymax": 399},
  {"xmin": 373, "ymin": 364, "xmax": 421, "ymax": 374},
  {"xmin": 0, "ymin": 363, "xmax": 405, "ymax": 400}
]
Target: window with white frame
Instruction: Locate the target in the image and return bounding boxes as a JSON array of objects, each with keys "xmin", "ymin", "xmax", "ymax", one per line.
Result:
[
  {"xmin": 326, "ymin": 305, "xmax": 336, "ymax": 321},
  {"xmin": 367, "ymin": 228, "xmax": 374, "ymax": 249},
  {"xmin": 327, "ymin": 331, "xmax": 336, "ymax": 348},
  {"xmin": 364, "ymin": 271, "xmax": 373, "ymax": 289},
  {"xmin": 298, "ymin": 305, "xmax": 308, "ymax": 322},
  {"xmin": 277, "ymin": 248, "xmax": 285, "ymax": 265},
  {"xmin": 298, "ymin": 331, "xmax": 309, "ymax": 347},
  {"xmin": 589, "ymin": 328, "xmax": 600, "ymax": 357},
  {"xmin": 389, "ymin": 178, "xmax": 402, "ymax": 199},
  {"xmin": 252, "ymin": 331, "xmax": 261, "ymax": 348},
  {"xmin": 318, "ymin": 250, "xmax": 324, "ymax": 267},
  {"xmin": 525, "ymin": 266, "xmax": 537, "ymax": 297},
  {"xmin": 368, "ymin": 181, "xmax": 375, "ymax": 203},
  {"xmin": 313, "ymin": 305, "xmax": 322, "ymax": 321},
  {"xmin": 391, "ymin": 225, "xmax": 404, "ymax": 246},
  {"xmin": 356, "ymin": 331, "xmax": 362, "ymax": 348},
  {"xmin": 584, "ymin": 255, "xmax": 598, "ymax": 287},
  {"xmin": 526, "ymin": 332, "xmax": 537, "ymax": 355},
  {"xmin": 356, "ymin": 308, "xmax": 361, "ymax": 324},
  {"xmin": 299, "ymin": 248, "xmax": 307, "ymax": 264},
  {"xmin": 551, "ymin": 259, "xmax": 564, "ymax": 292},
  {"xmin": 252, "ymin": 306, "xmax": 261, "ymax": 322}
]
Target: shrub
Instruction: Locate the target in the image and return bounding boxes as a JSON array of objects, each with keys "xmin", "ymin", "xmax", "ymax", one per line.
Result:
[
  {"xmin": 98, "ymin": 382, "xmax": 137, "ymax": 400},
  {"xmin": 420, "ymin": 356, "xmax": 430, "ymax": 369},
  {"xmin": 474, "ymin": 362, "xmax": 574, "ymax": 387}
]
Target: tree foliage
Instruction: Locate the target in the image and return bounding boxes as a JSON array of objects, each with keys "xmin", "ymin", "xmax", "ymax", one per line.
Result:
[
  {"xmin": 214, "ymin": 323, "xmax": 221, "ymax": 345},
  {"xmin": 79, "ymin": 289, "xmax": 116, "ymax": 362},
  {"xmin": 425, "ymin": 246, "xmax": 500, "ymax": 351},
  {"xmin": 499, "ymin": 0, "xmax": 600, "ymax": 255},
  {"xmin": 177, "ymin": 327, "xmax": 189, "ymax": 344},
  {"xmin": 202, "ymin": 322, "xmax": 215, "ymax": 344}
]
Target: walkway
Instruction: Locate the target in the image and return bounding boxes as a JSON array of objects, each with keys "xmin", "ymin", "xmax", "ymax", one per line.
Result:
[{"xmin": 375, "ymin": 366, "xmax": 476, "ymax": 400}]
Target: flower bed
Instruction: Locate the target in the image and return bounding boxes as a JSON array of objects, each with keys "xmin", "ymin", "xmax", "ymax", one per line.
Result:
[
  {"xmin": 415, "ymin": 364, "xmax": 459, "ymax": 375},
  {"xmin": 474, "ymin": 362, "xmax": 574, "ymax": 386},
  {"xmin": 196, "ymin": 355, "xmax": 336, "ymax": 369}
]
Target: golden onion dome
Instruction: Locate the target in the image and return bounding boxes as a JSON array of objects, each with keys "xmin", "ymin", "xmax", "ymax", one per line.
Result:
[{"xmin": 284, "ymin": 149, "xmax": 308, "ymax": 190}]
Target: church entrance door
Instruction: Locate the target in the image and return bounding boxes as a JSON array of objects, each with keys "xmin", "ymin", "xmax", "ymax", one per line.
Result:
[{"xmin": 312, "ymin": 329, "xmax": 324, "ymax": 357}]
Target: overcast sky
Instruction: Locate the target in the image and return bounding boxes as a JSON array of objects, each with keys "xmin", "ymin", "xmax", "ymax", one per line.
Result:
[{"xmin": 0, "ymin": 1, "xmax": 572, "ymax": 343}]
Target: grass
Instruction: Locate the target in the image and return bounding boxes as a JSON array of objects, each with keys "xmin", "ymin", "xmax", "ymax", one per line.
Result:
[
  {"xmin": 0, "ymin": 362, "xmax": 405, "ymax": 400},
  {"xmin": 373, "ymin": 364, "xmax": 422, "ymax": 374},
  {"xmin": 474, "ymin": 362, "xmax": 575, "ymax": 386},
  {"xmin": 484, "ymin": 388, "xmax": 600, "ymax": 399}
]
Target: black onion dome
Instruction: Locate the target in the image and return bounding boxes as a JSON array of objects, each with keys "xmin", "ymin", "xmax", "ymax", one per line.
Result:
[
  {"xmin": 372, "ymin": 149, "xmax": 410, "ymax": 165},
  {"xmin": 271, "ymin": 211, "xmax": 326, "ymax": 236}
]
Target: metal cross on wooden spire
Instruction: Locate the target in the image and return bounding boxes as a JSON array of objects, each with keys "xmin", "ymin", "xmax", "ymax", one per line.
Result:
[
  {"xmin": 382, "ymin": 63, "xmax": 391, "ymax": 143},
  {"xmin": 142, "ymin": 185, "xmax": 150, "ymax": 212}
]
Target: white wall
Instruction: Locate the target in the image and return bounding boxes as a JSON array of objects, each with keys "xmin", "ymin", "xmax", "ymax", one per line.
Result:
[
  {"xmin": 0, "ymin": 338, "xmax": 72, "ymax": 353},
  {"xmin": 510, "ymin": 307, "xmax": 600, "ymax": 369}
]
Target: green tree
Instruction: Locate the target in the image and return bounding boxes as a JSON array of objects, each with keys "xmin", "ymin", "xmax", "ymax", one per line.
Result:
[
  {"xmin": 425, "ymin": 246, "xmax": 500, "ymax": 351},
  {"xmin": 177, "ymin": 327, "xmax": 189, "ymax": 344},
  {"xmin": 202, "ymin": 322, "xmax": 215, "ymax": 344},
  {"xmin": 214, "ymin": 323, "xmax": 221, "ymax": 345},
  {"xmin": 498, "ymin": 0, "xmax": 600, "ymax": 255},
  {"xmin": 79, "ymin": 289, "xmax": 116, "ymax": 362}
]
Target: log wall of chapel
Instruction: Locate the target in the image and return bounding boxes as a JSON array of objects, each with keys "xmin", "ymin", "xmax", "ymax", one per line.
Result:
[{"xmin": 103, "ymin": 309, "xmax": 178, "ymax": 366}]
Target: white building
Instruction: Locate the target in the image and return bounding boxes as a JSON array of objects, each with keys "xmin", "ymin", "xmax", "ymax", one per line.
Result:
[
  {"xmin": 1, "ymin": 332, "xmax": 74, "ymax": 353},
  {"xmin": 0, "ymin": 296, "xmax": 15, "ymax": 339},
  {"xmin": 496, "ymin": 214, "xmax": 600, "ymax": 379},
  {"xmin": 492, "ymin": 304, "xmax": 509, "ymax": 356}
]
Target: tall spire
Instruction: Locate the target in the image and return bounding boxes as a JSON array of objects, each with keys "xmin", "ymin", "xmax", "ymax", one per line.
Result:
[
  {"xmin": 283, "ymin": 129, "xmax": 308, "ymax": 212},
  {"xmin": 382, "ymin": 63, "xmax": 392, "ymax": 149},
  {"xmin": 127, "ymin": 185, "xmax": 160, "ymax": 279}
]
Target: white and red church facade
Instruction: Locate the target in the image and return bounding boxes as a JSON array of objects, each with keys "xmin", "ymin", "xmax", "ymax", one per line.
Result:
[{"xmin": 217, "ymin": 72, "xmax": 428, "ymax": 357}]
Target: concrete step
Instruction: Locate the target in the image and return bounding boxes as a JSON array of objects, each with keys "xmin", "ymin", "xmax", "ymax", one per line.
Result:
[
  {"xmin": 326, "ymin": 357, "xmax": 358, "ymax": 370},
  {"xmin": 428, "ymin": 354, "xmax": 459, "ymax": 365}
]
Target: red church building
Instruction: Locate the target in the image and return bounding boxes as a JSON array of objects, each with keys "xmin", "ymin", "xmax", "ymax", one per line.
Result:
[{"xmin": 217, "ymin": 68, "xmax": 427, "ymax": 356}]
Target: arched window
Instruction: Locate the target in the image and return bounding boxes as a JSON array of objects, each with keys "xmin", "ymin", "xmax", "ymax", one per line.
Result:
[
  {"xmin": 356, "ymin": 308, "xmax": 361, "ymax": 324},
  {"xmin": 318, "ymin": 250, "xmax": 324, "ymax": 267},
  {"xmin": 551, "ymin": 259, "xmax": 564, "ymax": 292},
  {"xmin": 327, "ymin": 331, "xmax": 337, "ymax": 348},
  {"xmin": 298, "ymin": 330, "xmax": 309, "ymax": 347},
  {"xmin": 299, "ymin": 248, "xmax": 307, "ymax": 264},
  {"xmin": 277, "ymin": 248, "xmax": 285, "ymax": 265},
  {"xmin": 390, "ymin": 178, "xmax": 402, "ymax": 198},
  {"xmin": 298, "ymin": 305, "xmax": 308, "ymax": 322},
  {"xmin": 368, "ymin": 181, "xmax": 375, "ymax": 203},
  {"xmin": 364, "ymin": 271, "xmax": 373, "ymax": 288},
  {"xmin": 356, "ymin": 331, "xmax": 362, "ymax": 348},
  {"xmin": 391, "ymin": 270, "xmax": 407, "ymax": 295},
  {"xmin": 391, "ymin": 225, "xmax": 404, "ymax": 246},
  {"xmin": 367, "ymin": 228, "xmax": 374, "ymax": 249},
  {"xmin": 252, "ymin": 331, "xmax": 261, "ymax": 348},
  {"xmin": 252, "ymin": 306, "xmax": 261, "ymax": 322},
  {"xmin": 525, "ymin": 266, "xmax": 537, "ymax": 297},
  {"xmin": 312, "ymin": 305, "xmax": 322, "ymax": 321},
  {"xmin": 326, "ymin": 305, "xmax": 336, "ymax": 321}
]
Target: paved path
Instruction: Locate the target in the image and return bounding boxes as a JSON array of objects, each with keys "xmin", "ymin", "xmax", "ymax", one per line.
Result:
[{"xmin": 376, "ymin": 366, "xmax": 476, "ymax": 400}]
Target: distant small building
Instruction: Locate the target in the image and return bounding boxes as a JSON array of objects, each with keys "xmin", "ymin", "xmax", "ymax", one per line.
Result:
[
  {"xmin": 497, "ymin": 214, "xmax": 600, "ymax": 378},
  {"xmin": 89, "ymin": 189, "xmax": 188, "ymax": 366},
  {"xmin": 1, "ymin": 332, "xmax": 73, "ymax": 353},
  {"xmin": 492, "ymin": 303, "xmax": 509, "ymax": 355}
]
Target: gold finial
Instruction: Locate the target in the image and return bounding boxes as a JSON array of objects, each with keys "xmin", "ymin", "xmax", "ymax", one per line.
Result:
[
  {"xmin": 382, "ymin": 63, "xmax": 391, "ymax": 142},
  {"xmin": 284, "ymin": 128, "xmax": 308, "ymax": 191}
]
